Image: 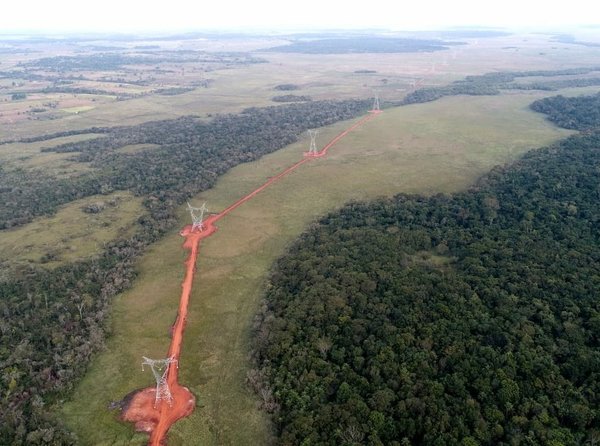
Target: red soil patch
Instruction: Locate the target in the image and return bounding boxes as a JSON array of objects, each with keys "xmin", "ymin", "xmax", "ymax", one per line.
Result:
[
  {"xmin": 120, "ymin": 217, "xmax": 217, "ymax": 445},
  {"xmin": 119, "ymin": 111, "xmax": 381, "ymax": 445},
  {"xmin": 120, "ymin": 385, "xmax": 195, "ymax": 439}
]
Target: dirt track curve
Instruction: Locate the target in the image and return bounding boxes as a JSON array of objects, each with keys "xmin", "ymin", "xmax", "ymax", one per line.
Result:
[{"xmin": 120, "ymin": 110, "xmax": 382, "ymax": 445}]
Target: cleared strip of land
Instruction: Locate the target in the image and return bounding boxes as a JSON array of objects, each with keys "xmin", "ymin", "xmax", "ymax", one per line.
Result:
[{"xmin": 118, "ymin": 111, "xmax": 380, "ymax": 445}]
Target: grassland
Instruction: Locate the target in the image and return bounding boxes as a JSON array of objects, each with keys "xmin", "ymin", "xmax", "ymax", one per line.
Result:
[
  {"xmin": 0, "ymin": 191, "xmax": 143, "ymax": 269},
  {"xmin": 60, "ymin": 91, "xmax": 574, "ymax": 445},
  {"xmin": 62, "ymin": 105, "xmax": 96, "ymax": 114},
  {"xmin": 0, "ymin": 133, "xmax": 102, "ymax": 168},
  {"xmin": 3, "ymin": 32, "xmax": 600, "ymax": 142},
  {"xmin": 116, "ymin": 143, "xmax": 160, "ymax": 154}
]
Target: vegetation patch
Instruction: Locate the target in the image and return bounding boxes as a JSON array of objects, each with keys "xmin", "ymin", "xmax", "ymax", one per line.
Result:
[
  {"xmin": 19, "ymin": 52, "xmax": 266, "ymax": 72},
  {"xmin": 155, "ymin": 87, "xmax": 195, "ymax": 95},
  {"xmin": 402, "ymin": 67, "xmax": 600, "ymax": 105},
  {"xmin": 115, "ymin": 143, "xmax": 160, "ymax": 154},
  {"xmin": 264, "ymin": 37, "xmax": 458, "ymax": 54},
  {"xmin": 3, "ymin": 32, "xmax": 598, "ymax": 444},
  {"xmin": 272, "ymin": 94, "xmax": 312, "ymax": 103},
  {"xmin": 0, "ymin": 191, "xmax": 143, "ymax": 269},
  {"xmin": 61, "ymin": 105, "xmax": 95, "ymax": 114},
  {"xmin": 530, "ymin": 92, "xmax": 600, "ymax": 130},
  {"xmin": 251, "ymin": 96, "xmax": 600, "ymax": 445},
  {"xmin": 274, "ymin": 83, "xmax": 300, "ymax": 91}
]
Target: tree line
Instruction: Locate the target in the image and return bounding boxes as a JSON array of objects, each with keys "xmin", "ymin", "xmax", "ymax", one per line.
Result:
[
  {"xmin": 19, "ymin": 51, "xmax": 266, "ymax": 72},
  {"xmin": 530, "ymin": 92, "xmax": 600, "ymax": 130},
  {"xmin": 401, "ymin": 67, "xmax": 600, "ymax": 105}
]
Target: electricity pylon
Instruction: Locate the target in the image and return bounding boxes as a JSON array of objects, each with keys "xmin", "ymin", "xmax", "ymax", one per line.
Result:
[
  {"xmin": 307, "ymin": 129, "xmax": 319, "ymax": 155},
  {"xmin": 141, "ymin": 356, "xmax": 178, "ymax": 407},
  {"xmin": 372, "ymin": 92, "xmax": 380, "ymax": 111},
  {"xmin": 187, "ymin": 202, "xmax": 208, "ymax": 232}
]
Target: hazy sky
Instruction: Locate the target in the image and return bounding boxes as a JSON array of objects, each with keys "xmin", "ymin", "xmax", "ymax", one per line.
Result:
[{"xmin": 1, "ymin": 0, "xmax": 598, "ymax": 33}]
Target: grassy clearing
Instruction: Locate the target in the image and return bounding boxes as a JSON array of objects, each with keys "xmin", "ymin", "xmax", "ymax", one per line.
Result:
[
  {"xmin": 61, "ymin": 91, "xmax": 572, "ymax": 445},
  {"xmin": 116, "ymin": 143, "xmax": 160, "ymax": 154},
  {"xmin": 0, "ymin": 133, "xmax": 105, "ymax": 179},
  {"xmin": 22, "ymin": 151, "xmax": 94, "ymax": 178},
  {"xmin": 0, "ymin": 133, "xmax": 103, "ymax": 167},
  {"xmin": 0, "ymin": 191, "xmax": 143, "ymax": 268},
  {"xmin": 62, "ymin": 105, "xmax": 96, "ymax": 113}
]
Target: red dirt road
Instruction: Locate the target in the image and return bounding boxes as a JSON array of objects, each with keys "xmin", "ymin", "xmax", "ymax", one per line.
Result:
[{"xmin": 120, "ymin": 111, "xmax": 381, "ymax": 445}]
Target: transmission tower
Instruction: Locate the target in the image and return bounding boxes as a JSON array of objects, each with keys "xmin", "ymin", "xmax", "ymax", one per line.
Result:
[
  {"xmin": 372, "ymin": 92, "xmax": 380, "ymax": 111},
  {"xmin": 142, "ymin": 356, "xmax": 178, "ymax": 407},
  {"xmin": 187, "ymin": 201, "xmax": 208, "ymax": 232},
  {"xmin": 307, "ymin": 129, "xmax": 319, "ymax": 155}
]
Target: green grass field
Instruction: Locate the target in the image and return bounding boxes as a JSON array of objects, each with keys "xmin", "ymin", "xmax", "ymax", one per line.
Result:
[
  {"xmin": 116, "ymin": 143, "xmax": 160, "ymax": 154},
  {"xmin": 60, "ymin": 91, "xmax": 574, "ymax": 445},
  {"xmin": 0, "ymin": 192, "xmax": 143, "ymax": 269},
  {"xmin": 0, "ymin": 133, "xmax": 102, "ymax": 171}
]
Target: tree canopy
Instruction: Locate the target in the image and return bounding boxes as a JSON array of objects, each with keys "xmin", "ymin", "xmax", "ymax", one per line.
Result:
[
  {"xmin": 530, "ymin": 93, "xmax": 600, "ymax": 130},
  {"xmin": 252, "ymin": 96, "xmax": 600, "ymax": 445},
  {"xmin": 402, "ymin": 68, "xmax": 600, "ymax": 105}
]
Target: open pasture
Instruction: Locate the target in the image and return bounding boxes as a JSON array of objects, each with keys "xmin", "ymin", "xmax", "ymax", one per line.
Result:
[{"xmin": 0, "ymin": 191, "xmax": 143, "ymax": 270}]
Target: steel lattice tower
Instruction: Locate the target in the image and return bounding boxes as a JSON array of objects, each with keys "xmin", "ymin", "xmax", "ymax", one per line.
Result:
[
  {"xmin": 308, "ymin": 129, "xmax": 319, "ymax": 155},
  {"xmin": 187, "ymin": 202, "xmax": 208, "ymax": 232},
  {"xmin": 142, "ymin": 356, "xmax": 178, "ymax": 407},
  {"xmin": 372, "ymin": 92, "xmax": 380, "ymax": 111}
]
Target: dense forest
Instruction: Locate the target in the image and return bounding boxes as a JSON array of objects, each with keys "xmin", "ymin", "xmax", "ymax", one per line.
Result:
[
  {"xmin": 402, "ymin": 67, "xmax": 600, "ymax": 105},
  {"xmin": 19, "ymin": 51, "xmax": 266, "ymax": 72},
  {"xmin": 0, "ymin": 99, "xmax": 369, "ymax": 230},
  {"xmin": 252, "ymin": 95, "xmax": 600, "ymax": 445},
  {"xmin": 0, "ymin": 99, "xmax": 370, "ymax": 444},
  {"xmin": 530, "ymin": 93, "xmax": 600, "ymax": 130}
]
